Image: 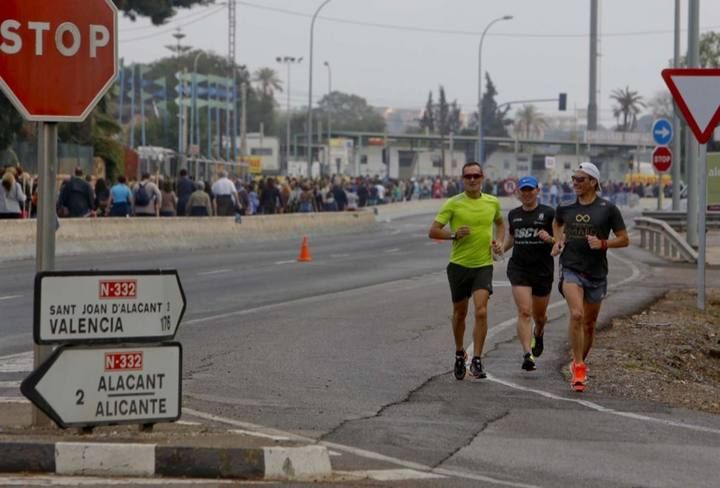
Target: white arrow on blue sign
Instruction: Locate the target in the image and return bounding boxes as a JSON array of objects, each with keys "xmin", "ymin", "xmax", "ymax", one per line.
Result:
[{"xmin": 652, "ymin": 118, "xmax": 673, "ymax": 146}]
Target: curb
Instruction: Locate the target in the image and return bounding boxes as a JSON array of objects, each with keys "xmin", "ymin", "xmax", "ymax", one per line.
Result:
[{"xmin": 0, "ymin": 440, "xmax": 332, "ymax": 481}]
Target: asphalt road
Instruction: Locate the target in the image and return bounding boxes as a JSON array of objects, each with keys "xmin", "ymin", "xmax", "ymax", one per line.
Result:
[{"xmin": 1, "ymin": 209, "xmax": 719, "ymax": 487}]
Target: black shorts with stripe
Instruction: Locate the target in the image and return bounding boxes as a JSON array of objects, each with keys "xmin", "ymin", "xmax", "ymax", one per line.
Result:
[{"xmin": 446, "ymin": 263, "xmax": 493, "ymax": 303}]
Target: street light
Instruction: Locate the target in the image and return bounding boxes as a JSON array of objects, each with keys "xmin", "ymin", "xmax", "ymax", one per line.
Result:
[
  {"xmin": 323, "ymin": 60, "xmax": 332, "ymax": 171},
  {"xmin": 307, "ymin": 0, "xmax": 333, "ymax": 177},
  {"xmin": 477, "ymin": 14, "xmax": 513, "ymax": 164},
  {"xmin": 276, "ymin": 56, "xmax": 303, "ymax": 173},
  {"xmin": 191, "ymin": 51, "xmax": 206, "ymax": 154}
]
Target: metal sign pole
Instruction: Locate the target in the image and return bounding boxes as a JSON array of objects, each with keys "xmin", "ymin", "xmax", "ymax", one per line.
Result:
[
  {"xmin": 33, "ymin": 122, "xmax": 58, "ymax": 427},
  {"xmin": 697, "ymin": 143, "xmax": 707, "ymax": 310}
]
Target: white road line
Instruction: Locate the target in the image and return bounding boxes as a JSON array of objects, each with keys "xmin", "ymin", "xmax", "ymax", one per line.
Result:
[
  {"xmin": 0, "ymin": 351, "xmax": 33, "ymax": 373},
  {"xmin": 0, "ymin": 397, "xmax": 29, "ymax": 403},
  {"xmin": 384, "ymin": 248, "xmax": 401, "ymax": 253},
  {"xmin": 228, "ymin": 428, "xmax": 291, "ymax": 441},
  {"xmin": 183, "ymin": 408, "xmax": 309, "ymax": 443},
  {"xmin": 0, "ymin": 380, "xmax": 20, "ymax": 388},
  {"xmin": 274, "ymin": 260, "xmax": 297, "ymax": 265},
  {"xmin": 174, "ymin": 420, "xmax": 201, "ymax": 426},
  {"xmin": 0, "ymin": 475, "xmax": 238, "ymax": 486},
  {"xmin": 196, "ymin": 269, "xmax": 232, "ymax": 276},
  {"xmin": 0, "ymin": 295, "xmax": 21, "ymax": 301},
  {"xmin": 334, "ymin": 468, "xmax": 445, "ymax": 482}
]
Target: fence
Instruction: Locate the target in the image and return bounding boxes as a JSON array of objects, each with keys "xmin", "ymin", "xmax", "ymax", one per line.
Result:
[{"xmin": 11, "ymin": 141, "xmax": 94, "ymax": 175}]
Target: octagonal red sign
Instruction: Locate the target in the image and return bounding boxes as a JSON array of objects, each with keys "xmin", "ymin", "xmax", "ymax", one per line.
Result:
[
  {"xmin": 652, "ymin": 146, "xmax": 672, "ymax": 173},
  {"xmin": 0, "ymin": 0, "xmax": 117, "ymax": 122}
]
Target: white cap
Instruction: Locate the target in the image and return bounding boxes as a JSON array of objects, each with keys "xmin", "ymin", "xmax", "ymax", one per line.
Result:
[{"xmin": 578, "ymin": 162, "xmax": 600, "ymax": 180}]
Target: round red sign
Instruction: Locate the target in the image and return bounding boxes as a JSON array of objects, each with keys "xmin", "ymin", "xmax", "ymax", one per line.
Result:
[
  {"xmin": 503, "ymin": 179, "xmax": 517, "ymax": 194},
  {"xmin": 652, "ymin": 146, "xmax": 672, "ymax": 173},
  {"xmin": 0, "ymin": 0, "xmax": 117, "ymax": 122}
]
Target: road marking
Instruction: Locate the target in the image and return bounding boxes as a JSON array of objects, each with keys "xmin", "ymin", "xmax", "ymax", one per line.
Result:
[
  {"xmin": 197, "ymin": 269, "xmax": 232, "ymax": 276},
  {"xmin": 384, "ymin": 248, "xmax": 401, "ymax": 253},
  {"xmin": 274, "ymin": 260, "xmax": 296, "ymax": 265},
  {"xmin": 0, "ymin": 351, "xmax": 33, "ymax": 373},
  {"xmin": 183, "ymin": 408, "xmax": 307, "ymax": 442},
  {"xmin": 0, "ymin": 397, "xmax": 29, "ymax": 403},
  {"xmin": 0, "ymin": 380, "xmax": 20, "ymax": 388},
  {"xmin": 228, "ymin": 428, "xmax": 291, "ymax": 441},
  {"xmin": 334, "ymin": 468, "xmax": 445, "ymax": 481},
  {"xmin": 174, "ymin": 420, "xmax": 201, "ymax": 426},
  {"xmin": 0, "ymin": 295, "xmax": 21, "ymax": 301}
]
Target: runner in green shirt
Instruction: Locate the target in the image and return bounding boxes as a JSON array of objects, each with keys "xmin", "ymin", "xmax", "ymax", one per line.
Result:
[{"xmin": 429, "ymin": 162, "xmax": 505, "ymax": 380}]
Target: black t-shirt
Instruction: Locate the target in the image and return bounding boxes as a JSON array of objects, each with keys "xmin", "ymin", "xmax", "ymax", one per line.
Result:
[
  {"xmin": 508, "ymin": 204, "xmax": 555, "ymax": 277},
  {"xmin": 556, "ymin": 197, "xmax": 626, "ymax": 279}
]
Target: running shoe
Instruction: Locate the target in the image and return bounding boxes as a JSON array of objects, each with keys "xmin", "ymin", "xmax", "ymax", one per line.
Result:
[
  {"xmin": 531, "ymin": 333, "xmax": 544, "ymax": 357},
  {"xmin": 571, "ymin": 361, "xmax": 587, "ymax": 392},
  {"xmin": 521, "ymin": 352, "xmax": 536, "ymax": 371},
  {"xmin": 469, "ymin": 357, "xmax": 487, "ymax": 379},
  {"xmin": 454, "ymin": 351, "xmax": 467, "ymax": 380}
]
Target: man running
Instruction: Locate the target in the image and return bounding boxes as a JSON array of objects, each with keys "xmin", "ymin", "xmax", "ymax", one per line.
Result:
[
  {"xmin": 428, "ymin": 162, "xmax": 505, "ymax": 380},
  {"xmin": 551, "ymin": 162, "xmax": 628, "ymax": 392},
  {"xmin": 500, "ymin": 176, "xmax": 555, "ymax": 372}
]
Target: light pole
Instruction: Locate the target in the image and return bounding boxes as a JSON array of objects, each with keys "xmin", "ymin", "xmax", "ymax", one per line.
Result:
[
  {"xmin": 191, "ymin": 51, "xmax": 206, "ymax": 154},
  {"xmin": 307, "ymin": 0, "xmax": 333, "ymax": 177},
  {"xmin": 477, "ymin": 14, "xmax": 513, "ymax": 164},
  {"xmin": 324, "ymin": 60, "xmax": 332, "ymax": 171},
  {"xmin": 277, "ymin": 56, "xmax": 303, "ymax": 173}
]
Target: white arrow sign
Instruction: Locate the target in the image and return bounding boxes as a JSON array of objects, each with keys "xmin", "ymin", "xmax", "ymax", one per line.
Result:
[
  {"xmin": 34, "ymin": 270, "xmax": 186, "ymax": 344},
  {"xmin": 21, "ymin": 343, "xmax": 182, "ymax": 429},
  {"xmin": 662, "ymin": 68, "xmax": 720, "ymax": 144}
]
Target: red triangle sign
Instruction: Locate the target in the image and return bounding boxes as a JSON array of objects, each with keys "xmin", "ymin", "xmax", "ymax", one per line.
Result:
[{"xmin": 662, "ymin": 68, "xmax": 720, "ymax": 144}]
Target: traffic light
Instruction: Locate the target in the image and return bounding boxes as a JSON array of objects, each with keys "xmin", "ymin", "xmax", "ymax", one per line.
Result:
[{"xmin": 558, "ymin": 93, "xmax": 567, "ymax": 111}]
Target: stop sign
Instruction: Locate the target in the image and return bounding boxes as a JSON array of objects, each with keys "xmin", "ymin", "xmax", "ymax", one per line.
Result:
[
  {"xmin": 0, "ymin": 0, "xmax": 117, "ymax": 122},
  {"xmin": 652, "ymin": 146, "xmax": 672, "ymax": 173}
]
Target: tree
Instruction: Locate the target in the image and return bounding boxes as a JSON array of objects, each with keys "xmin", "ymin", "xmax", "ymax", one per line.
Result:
[
  {"xmin": 315, "ymin": 91, "xmax": 386, "ymax": 133},
  {"xmin": 700, "ymin": 31, "xmax": 720, "ymax": 67},
  {"xmin": 252, "ymin": 68, "xmax": 283, "ymax": 98},
  {"xmin": 648, "ymin": 91, "xmax": 673, "ymax": 119},
  {"xmin": 466, "ymin": 73, "xmax": 511, "ymax": 159},
  {"xmin": 418, "ymin": 91, "xmax": 435, "ymax": 133},
  {"xmin": 113, "ymin": 0, "xmax": 214, "ymax": 25},
  {"xmin": 610, "ymin": 86, "xmax": 646, "ymax": 132},
  {"xmin": 513, "ymin": 104, "xmax": 546, "ymax": 139},
  {"xmin": 0, "ymin": 94, "xmax": 23, "ymax": 152}
]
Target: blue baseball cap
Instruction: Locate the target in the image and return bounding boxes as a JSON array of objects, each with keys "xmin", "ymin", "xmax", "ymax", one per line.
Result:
[{"xmin": 518, "ymin": 175, "xmax": 538, "ymax": 189}]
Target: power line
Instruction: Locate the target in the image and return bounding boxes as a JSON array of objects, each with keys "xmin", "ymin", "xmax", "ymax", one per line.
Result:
[
  {"xmin": 236, "ymin": 0, "xmax": 719, "ymax": 39},
  {"xmin": 121, "ymin": 6, "xmax": 225, "ymax": 32},
  {"xmin": 121, "ymin": 6, "xmax": 227, "ymax": 43}
]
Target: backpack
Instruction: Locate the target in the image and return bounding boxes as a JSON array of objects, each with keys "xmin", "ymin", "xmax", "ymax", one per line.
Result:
[{"xmin": 134, "ymin": 183, "xmax": 150, "ymax": 206}]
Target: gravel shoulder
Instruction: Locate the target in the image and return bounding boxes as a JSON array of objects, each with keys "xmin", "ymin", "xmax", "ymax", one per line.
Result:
[{"xmin": 588, "ymin": 289, "xmax": 720, "ymax": 414}]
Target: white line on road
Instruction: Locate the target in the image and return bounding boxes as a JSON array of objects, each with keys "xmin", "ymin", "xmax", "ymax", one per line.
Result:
[
  {"xmin": 0, "ymin": 295, "xmax": 21, "ymax": 301},
  {"xmin": 228, "ymin": 428, "xmax": 291, "ymax": 441},
  {"xmin": 0, "ymin": 397, "xmax": 28, "ymax": 403},
  {"xmin": 196, "ymin": 269, "xmax": 232, "ymax": 276},
  {"xmin": 384, "ymin": 248, "xmax": 401, "ymax": 253},
  {"xmin": 274, "ymin": 260, "xmax": 297, "ymax": 265},
  {"xmin": 0, "ymin": 351, "xmax": 33, "ymax": 373},
  {"xmin": 0, "ymin": 380, "xmax": 20, "ymax": 388}
]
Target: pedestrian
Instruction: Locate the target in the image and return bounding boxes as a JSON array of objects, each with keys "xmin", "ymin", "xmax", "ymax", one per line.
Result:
[
  {"xmin": 94, "ymin": 178, "xmax": 110, "ymax": 217},
  {"xmin": 500, "ymin": 176, "xmax": 555, "ymax": 372},
  {"xmin": 211, "ymin": 170, "xmax": 238, "ymax": 217},
  {"xmin": 551, "ymin": 162, "xmax": 629, "ymax": 392},
  {"xmin": 0, "ymin": 169, "xmax": 26, "ymax": 219},
  {"xmin": 133, "ymin": 173, "xmax": 161, "ymax": 217},
  {"xmin": 176, "ymin": 169, "xmax": 194, "ymax": 217},
  {"xmin": 58, "ymin": 167, "xmax": 94, "ymax": 217},
  {"xmin": 428, "ymin": 161, "xmax": 505, "ymax": 380},
  {"xmin": 187, "ymin": 181, "xmax": 213, "ymax": 217},
  {"xmin": 108, "ymin": 176, "xmax": 133, "ymax": 217},
  {"xmin": 159, "ymin": 179, "xmax": 178, "ymax": 217}
]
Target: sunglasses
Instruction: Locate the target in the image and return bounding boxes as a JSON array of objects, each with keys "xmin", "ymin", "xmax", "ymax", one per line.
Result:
[
  {"xmin": 463, "ymin": 174, "xmax": 483, "ymax": 180},
  {"xmin": 571, "ymin": 176, "xmax": 588, "ymax": 183}
]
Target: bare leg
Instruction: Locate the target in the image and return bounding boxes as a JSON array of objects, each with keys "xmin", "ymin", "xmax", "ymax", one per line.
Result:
[
  {"xmin": 471, "ymin": 289, "xmax": 490, "ymax": 357},
  {"xmin": 452, "ymin": 298, "xmax": 469, "ymax": 352},
  {"xmin": 532, "ymin": 294, "xmax": 551, "ymax": 337},
  {"xmin": 511, "ymin": 286, "xmax": 533, "ymax": 354},
  {"xmin": 562, "ymin": 282, "xmax": 585, "ymax": 364},
  {"xmin": 582, "ymin": 301, "xmax": 602, "ymax": 360}
]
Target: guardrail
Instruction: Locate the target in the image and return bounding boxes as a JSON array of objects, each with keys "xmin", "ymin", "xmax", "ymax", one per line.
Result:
[
  {"xmin": 634, "ymin": 217, "xmax": 698, "ymax": 263},
  {"xmin": 641, "ymin": 211, "xmax": 720, "ymax": 230}
]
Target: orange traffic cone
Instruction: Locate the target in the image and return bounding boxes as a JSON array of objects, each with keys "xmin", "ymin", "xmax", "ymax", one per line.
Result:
[{"xmin": 297, "ymin": 236, "xmax": 313, "ymax": 262}]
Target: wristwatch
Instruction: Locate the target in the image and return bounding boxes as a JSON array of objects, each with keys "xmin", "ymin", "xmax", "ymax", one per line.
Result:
[{"xmin": 450, "ymin": 233, "xmax": 457, "ymax": 240}]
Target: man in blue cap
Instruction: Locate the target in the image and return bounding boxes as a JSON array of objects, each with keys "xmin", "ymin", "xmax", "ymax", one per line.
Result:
[{"xmin": 499, "ymin": 175, "xmax": 556, "ymax": 371}]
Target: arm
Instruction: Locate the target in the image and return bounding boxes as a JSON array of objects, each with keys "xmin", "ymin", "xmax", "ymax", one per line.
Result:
[
  {"xmin": 587, "ymin": 228, "xmax": 629, "ymax": 250},
  {"xmin": 428, "ymin": 221, "xmax": 470, "ymax": 241},
  {"xmin": 502, "ymin": 232, "xmax": 514, "ymax": 254},
  {"xmin": 492, "ymin": 217, "xmax": 506, "ymax": 255},
  {"xmin": 551, "ymin": 219, "xmax": 565, "ymax": 256}
]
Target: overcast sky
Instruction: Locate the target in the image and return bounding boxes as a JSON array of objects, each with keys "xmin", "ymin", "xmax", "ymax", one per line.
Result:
[{"xmin": 118, "ymin": 0, "xmax": 720, "ymax": 127}]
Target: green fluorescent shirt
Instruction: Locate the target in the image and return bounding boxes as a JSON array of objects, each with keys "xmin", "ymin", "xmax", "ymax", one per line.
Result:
[{"xmin": 434, "ymin": 192, "xmax": 502, "ymax": 268}]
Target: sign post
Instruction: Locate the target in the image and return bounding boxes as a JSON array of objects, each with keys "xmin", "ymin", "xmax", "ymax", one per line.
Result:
[
  {"xmin": 0, "ymin": 0, "xmax": 119, "ymax": 425},
  {"xmin": 662, "ymin": 68, "xmax": 720, "ymax": 310},
  {"xmin": 652, "ymin": 146, "xmax": 672, "ymax": 211}
]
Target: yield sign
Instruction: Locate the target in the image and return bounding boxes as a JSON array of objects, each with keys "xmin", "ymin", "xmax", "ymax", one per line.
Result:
[{"xmin": 662, "ymin": 68, "xmax": 720, "ymax": 144}]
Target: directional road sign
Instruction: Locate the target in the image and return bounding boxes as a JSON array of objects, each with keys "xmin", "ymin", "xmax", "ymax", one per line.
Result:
[
  {"xmin": 651, "ymin": 118, "xmax": 673, "ymax": 146},
  {"xmin": 0, "ymin": 0, "xmax": 118, "ymax": 122},
  {"xmin": 21, "ymin": 343, "xmax": 182, "ymax": 429},
  {"xmin": 34, "ymin": 270, "xmax": 186, "ymax": 345},
  {"xmin": 652, "ymin": 146, "xmax": 672, "ymax": 173},
  {"xmin": 662, "ymin": 68, "xmax": 720, "ymax": 144}
]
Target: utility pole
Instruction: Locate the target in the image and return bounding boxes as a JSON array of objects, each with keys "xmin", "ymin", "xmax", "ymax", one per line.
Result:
[
  {"xmin": 672, "ymin": 0, "xmax": 682, "ymax": 211},
  {"xmin": 587, "ymin": 0, "xmax": 598, "ymax": 131},
  {"xmin": 241, "ymin": 82, "xmax": 248, "ymax": 157},
  {"xmin": 686, "ymin": 0, "xmax": 700, "ymax": 247},
  {"xmin": 228, "ymin": 0, "xmax": 237, "ymax": 162}
]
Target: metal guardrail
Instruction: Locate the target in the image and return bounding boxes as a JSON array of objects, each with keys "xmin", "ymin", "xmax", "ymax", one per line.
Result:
[
  {"xmin": 634, "ymin": 217, "xmax": 698, "ymax": 263},
  {"xmin": 641, "ymin": 211, "xmax": 720, "ymax": 230}
]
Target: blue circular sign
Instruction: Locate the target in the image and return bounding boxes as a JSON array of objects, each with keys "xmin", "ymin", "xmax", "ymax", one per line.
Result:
[{"xmin": 652, "ymin": 118, "xmax": 673, "ymax": 146}]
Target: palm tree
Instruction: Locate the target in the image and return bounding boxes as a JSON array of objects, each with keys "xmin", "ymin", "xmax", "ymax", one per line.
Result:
[
  {"xmin": 610, "ymin": 86, "xmax": 646, "ymax": 132},
  {"xmin": 252, "ymin": 67, "xmax": 283, "ymax": 98},
  {"xmin": 513, "ymin": 104, "xmax": 546, "ymax": 139}
]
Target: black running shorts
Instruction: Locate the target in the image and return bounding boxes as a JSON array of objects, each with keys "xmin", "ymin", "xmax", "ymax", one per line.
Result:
[
  {"xmin": 446, "ymin": 263, "xmax": 493, "ymax": 303},
  {"xmin": 506, "ymin": 265, "xmax": 553, "ymax": 297}
]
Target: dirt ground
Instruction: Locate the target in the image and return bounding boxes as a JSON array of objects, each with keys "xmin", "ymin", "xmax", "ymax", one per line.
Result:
[{"xmin": 586, "ymin": 289, "xmax": 720, "ymax": 415}]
